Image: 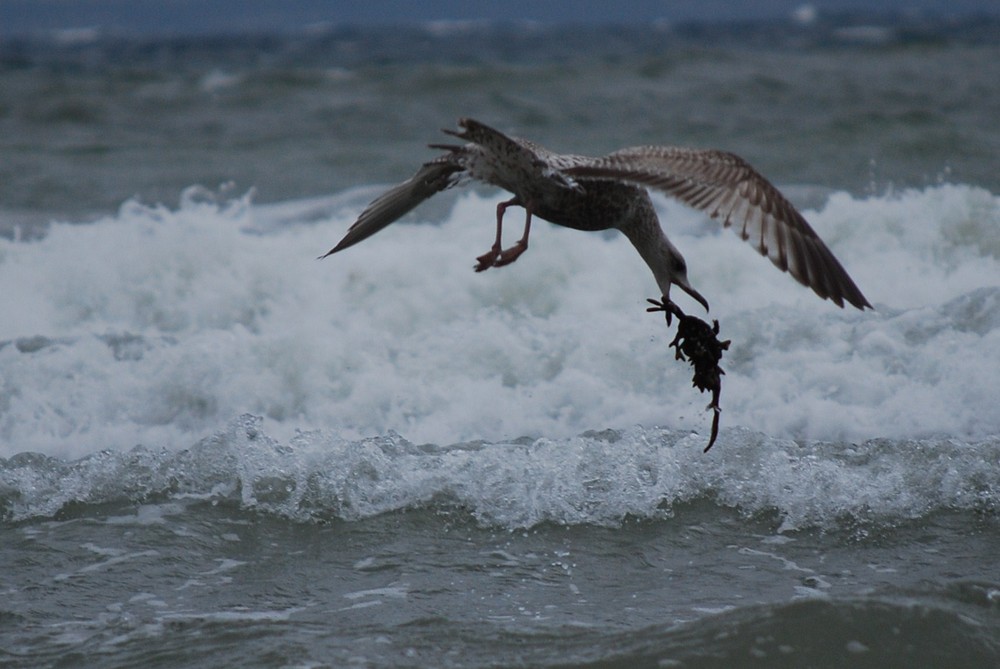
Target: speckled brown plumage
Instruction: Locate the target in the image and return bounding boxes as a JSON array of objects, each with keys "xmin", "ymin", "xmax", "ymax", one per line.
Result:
[{"xmin": 321, "ymin": 117, "xmax": 871, "ymax": 312}]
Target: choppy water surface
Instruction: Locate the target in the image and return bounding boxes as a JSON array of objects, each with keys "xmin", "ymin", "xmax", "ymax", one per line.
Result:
[{"xmin": 2, "ymin": 18, "xmax": 999, "ymax": 668}]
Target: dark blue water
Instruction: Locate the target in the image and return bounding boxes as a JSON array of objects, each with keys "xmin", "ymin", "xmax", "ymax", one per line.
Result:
[{"xmin": 1, "ymin": 18, "xmax": 997, "ymax": 222}]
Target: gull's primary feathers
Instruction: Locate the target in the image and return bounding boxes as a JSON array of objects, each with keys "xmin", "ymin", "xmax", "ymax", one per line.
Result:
[{"xmin": 322, "ymin": 117, "xmax": 871, "ymax": 312}]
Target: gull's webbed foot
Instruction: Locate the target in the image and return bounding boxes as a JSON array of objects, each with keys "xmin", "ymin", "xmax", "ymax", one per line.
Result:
[
  {"xmin": 493, "ymin": 240, "xmax": 528, "ymax": 267},
  {"xmin": 474, "ymin": 240, "xmax": 529, "ymax": 271},
  {"xmin": 474, "ymin": 247, "xmax": 501, "ymax": 272}
]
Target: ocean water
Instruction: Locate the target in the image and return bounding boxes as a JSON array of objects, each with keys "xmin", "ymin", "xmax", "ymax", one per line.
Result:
[{"xmin": 2, "ymin": 20, "xmax": 1000, "ymax": 668}]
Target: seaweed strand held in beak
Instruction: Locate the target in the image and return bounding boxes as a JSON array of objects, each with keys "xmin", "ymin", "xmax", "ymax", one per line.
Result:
[{"xmin": 646, "ymin": 297, "xmax": 731, "ymax": 452}]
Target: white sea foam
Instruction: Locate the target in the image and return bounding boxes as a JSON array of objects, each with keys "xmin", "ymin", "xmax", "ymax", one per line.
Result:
[
  {"xmin": 2, "ymin": 414, "xmax": 997, "ymax": 529},
  {"xmin": 0, "ymin": 183, "xmax": 998, "ymax": 464}
]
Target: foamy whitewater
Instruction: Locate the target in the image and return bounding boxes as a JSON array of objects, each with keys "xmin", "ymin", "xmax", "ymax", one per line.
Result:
[{"xmin": 2, "ymin": 183, "xmax": 999, "ymax": 527}]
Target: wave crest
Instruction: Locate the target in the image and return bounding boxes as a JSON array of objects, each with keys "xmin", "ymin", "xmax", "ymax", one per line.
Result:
[{"xmin": 3, "ymin": 415, "xmax": 997, "ymax": 529}]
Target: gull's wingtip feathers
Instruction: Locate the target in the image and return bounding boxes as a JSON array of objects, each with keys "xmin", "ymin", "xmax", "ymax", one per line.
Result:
[
  {"xmin": 320, "ymin": 159, "xmax": 462, "ymax": 259},
  {"xmin": 563, "ymin": 147, "xmax": 872, "ymax": 311}
]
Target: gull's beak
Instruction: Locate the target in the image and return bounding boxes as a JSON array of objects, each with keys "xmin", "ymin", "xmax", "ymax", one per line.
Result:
[{"xmin": 677, "ymin": 281, "xmax": 710, "ymax": 312}]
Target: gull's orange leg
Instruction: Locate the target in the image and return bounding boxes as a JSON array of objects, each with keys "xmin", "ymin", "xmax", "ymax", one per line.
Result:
[
  {"xmin": 493, "ymin": 206, "xmax": 532, "ymax": 267},
  {"xmin": 475, "ymin": 197, "xmax": 522, "ymax": 272}
]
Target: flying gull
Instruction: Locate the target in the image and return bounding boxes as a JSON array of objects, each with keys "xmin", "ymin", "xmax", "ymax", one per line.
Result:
[{"xmin": 321, "ymin": 117, "xmax": 871, "ymax": 313}]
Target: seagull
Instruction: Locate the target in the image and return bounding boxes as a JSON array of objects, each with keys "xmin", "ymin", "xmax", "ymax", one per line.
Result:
[{"xmin": 321, "ymin": 117, "xmax": 871, "ymax": 313}]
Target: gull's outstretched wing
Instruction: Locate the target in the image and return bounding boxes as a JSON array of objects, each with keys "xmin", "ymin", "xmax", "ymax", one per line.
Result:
[
  {"xmin": 320, "ymin": 160, "xmax": 462, "ymax": 259},
  {"xmin": 565, "ymin": 147, "xmax": 871, "ymax": 310}
]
